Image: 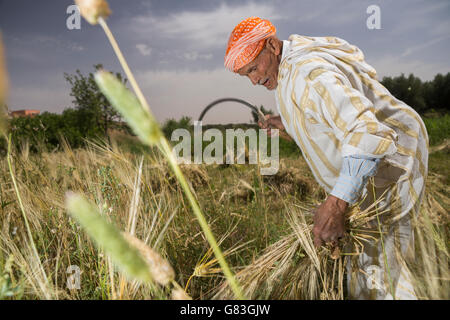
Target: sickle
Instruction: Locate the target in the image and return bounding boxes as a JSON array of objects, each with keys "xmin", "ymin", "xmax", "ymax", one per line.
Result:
[{"xmin": 198, "ymin": 98, "xmax": 266, "ymax": 124}]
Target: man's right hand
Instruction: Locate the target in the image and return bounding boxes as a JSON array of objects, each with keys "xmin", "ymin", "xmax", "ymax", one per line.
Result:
[{"xmin": 258, "ymin": 114, "xmax": 292, "ymax": 141}]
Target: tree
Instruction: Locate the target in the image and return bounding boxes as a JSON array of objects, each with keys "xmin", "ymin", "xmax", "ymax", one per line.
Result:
[
  {"xmin": 7, "ymin": 111, "xmax": 86, "ymax": 152},
  {"xmin": 427, "ymin": 73, "xmax": 450, "ymax": 112},
  {"xmin": 64, "ymin": 64, "xmax": 125, "ymax": 139},
  {"xmin": 381, "ymin": 72, "xmax": 450, "ymax": 114},
  {"xmin": 162, "ymin": 116, "xmax": 192, "ymax": 138}
]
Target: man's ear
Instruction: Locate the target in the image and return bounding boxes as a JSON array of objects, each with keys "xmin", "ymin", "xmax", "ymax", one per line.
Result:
[{"xmin": 266, "ymin": 36, "xmax": 281, "ymax": 55}]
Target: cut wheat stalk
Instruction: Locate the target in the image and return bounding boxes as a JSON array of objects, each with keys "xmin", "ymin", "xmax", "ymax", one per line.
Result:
[{"xmin": 212, "ymin": 189, "xmax": 395, "ymax": 300}]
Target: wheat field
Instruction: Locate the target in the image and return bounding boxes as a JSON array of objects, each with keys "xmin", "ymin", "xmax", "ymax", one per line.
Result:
[
  {"xmin": 0, "ymin": 3, "xmax": 448, "ymax": 298},
  {"xmin": 0, "ymin": 136, "xmax": 447, "ymax": 300}
]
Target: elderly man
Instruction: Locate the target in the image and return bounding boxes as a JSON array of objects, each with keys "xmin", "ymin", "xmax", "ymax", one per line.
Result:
[{"xmin": 224, "ymin": 17, "xmax": 428, "ymax": 300}]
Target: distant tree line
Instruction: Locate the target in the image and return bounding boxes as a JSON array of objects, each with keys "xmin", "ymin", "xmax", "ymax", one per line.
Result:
[
  {"xmin": 0, "ymin": 65, "xmax": 130, "ymax": 153},
  {"xmin": 381, "ymin": 72, "xmax": 450, "ymax": 114}
]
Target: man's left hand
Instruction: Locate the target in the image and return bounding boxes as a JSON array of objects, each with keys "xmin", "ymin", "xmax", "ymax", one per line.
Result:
[{"xmin": 312, "ymin": 195, "xmax": 348, "ymax": 248}]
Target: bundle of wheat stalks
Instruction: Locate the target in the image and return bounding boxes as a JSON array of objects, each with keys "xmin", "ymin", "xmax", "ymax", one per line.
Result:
[{"xmin": 212, "ymin": 186, "xmax": 449, "ymax": 300}]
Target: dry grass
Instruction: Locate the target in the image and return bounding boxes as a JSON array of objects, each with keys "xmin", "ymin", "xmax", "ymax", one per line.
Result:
[
  {"xmin": 213, "ymin": 172, "xmax": 449, "ymax": 300},
  {"xmin": 0, "ymin": 138, "xmax": 448, "ymax": 299},
  {"xmin": 212, "ymin": 191, "xmax": 395, "ymax": 300}
]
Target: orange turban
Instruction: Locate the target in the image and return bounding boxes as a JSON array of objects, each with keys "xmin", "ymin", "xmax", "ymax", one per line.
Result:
[{"xmin": 224, "ymin": 17, "xmax": 276, "ymax": 72}]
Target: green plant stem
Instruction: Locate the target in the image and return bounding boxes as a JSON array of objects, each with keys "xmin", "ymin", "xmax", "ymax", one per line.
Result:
[
  {"xmin": 6, "ymin": 134, "xmax": 49, "ymax": 287},
  {"xmin": 158, "ymin": 138, "xmax": 244, "ymax": 299},
  {"xmin": 98, "ymin": 17, "xmax": 151, "ymax": 114},
  {"xmin": 97, "ymin": 17, "xmax": 244, "ymax": 299}
]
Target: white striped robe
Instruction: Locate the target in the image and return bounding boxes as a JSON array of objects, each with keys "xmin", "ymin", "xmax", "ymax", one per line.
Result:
[{"xmin": 276, "ymin": 35, "xmax": 428, "ymax": 299}]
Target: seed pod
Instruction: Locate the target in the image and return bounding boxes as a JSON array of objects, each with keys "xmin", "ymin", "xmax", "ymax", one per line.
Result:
[
  {"xmin": 95, "ymin": 70, "xmax": 162, "ymax": 146},
  {"xmin": 74, "ymin": 0, "xmax": 111, "ymax": 25},
  {"xmin": 122, "ymin": 233, "xmax": 175, "ymax": 286}
]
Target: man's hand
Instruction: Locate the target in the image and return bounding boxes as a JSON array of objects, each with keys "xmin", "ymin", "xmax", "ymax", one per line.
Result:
[
  {"xmin": 257, "ymin": 114, "xmax": 293, "ymax": 141},
  {"xmin": 312, "ymin": 195, "xmax": 348, "ymax": 248}
]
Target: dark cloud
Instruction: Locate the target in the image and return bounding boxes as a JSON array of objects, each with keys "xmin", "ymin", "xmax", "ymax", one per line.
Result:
[{"xmin": 1, "ymin": 0, "xmax": 449, "ymax": 122}]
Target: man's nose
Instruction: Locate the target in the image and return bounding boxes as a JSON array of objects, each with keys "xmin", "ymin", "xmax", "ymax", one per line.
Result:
[{"xmin": 248, "ymin": 74, "xmax": 259, "ymax": 86}]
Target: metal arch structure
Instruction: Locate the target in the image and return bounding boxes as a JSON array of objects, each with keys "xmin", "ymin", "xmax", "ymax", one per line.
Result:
[{"xmin": 198, "ymin": 98, "xmax": 258, "ymax": 122}]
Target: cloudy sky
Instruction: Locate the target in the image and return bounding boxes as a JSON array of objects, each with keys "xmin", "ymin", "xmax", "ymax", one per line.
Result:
[{"xmin": 1, "ymin": 0, "xmax": 449, "ymax": 124}]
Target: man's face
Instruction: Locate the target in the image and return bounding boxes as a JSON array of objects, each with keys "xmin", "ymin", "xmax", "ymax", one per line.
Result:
[{"xmin": 237, "ymin": 42, "xmax": 281, "ymax": 91}]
